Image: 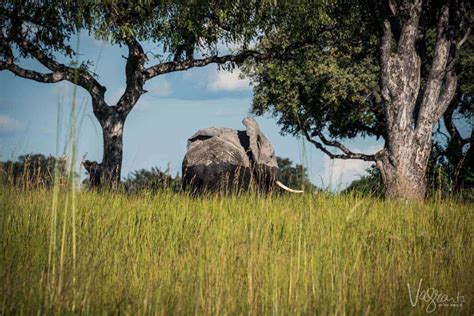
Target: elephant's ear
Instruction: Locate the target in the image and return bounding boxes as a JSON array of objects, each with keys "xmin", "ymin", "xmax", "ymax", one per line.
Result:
[
  {"xmin": 243, "ymin": 117, "xmax": 278, "ymax": 168},
  {"xmin": 243, "ymin": 117, "xmax": 261, "ymax": 162}
]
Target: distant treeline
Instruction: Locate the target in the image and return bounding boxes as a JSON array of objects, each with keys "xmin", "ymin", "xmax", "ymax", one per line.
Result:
[
  {"xmin": 3, "ymin": 153, "xmax": 471, "ymax": 200},
  {"xmin": 0, "ymin": 154, "xmax": 69, "ymax": 189},
  {"xmin": 0, "ymin": 154, "xmax": 318, "ymax": 194}
]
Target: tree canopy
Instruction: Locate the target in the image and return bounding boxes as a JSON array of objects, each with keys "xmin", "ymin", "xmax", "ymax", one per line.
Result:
[
  {"xmin": 245, "ymin": 1, "xmax": 381, "ymax": 144},
  {"xmin": 244, "ymin": 0, "xmax": 472, "ymax": 198},
  {"xmin": 1, "ymin": 1, "xmax": 316, "ymax": 188}
]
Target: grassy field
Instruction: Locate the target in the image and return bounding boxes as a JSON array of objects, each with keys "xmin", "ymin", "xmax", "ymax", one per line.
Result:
[{"xmin": 0, "ymin": 187, "xmax": 472, "ymax": 315}]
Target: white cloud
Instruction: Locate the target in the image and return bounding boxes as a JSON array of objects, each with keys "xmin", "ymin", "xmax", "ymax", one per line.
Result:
[
  {"xmin": 320, "ymin": 145, "xmax": 382, "ymax": 190},
  {"xmin": 323, "ymin": 158, "xmax": 372, "ymax": 190},
  {"xmin": 207, "ymin": 69, "xmax": 251, "ymax": 92},
  {"xmin": 0, "ymin": 115, "xmax": 25, "ymax": 136}
]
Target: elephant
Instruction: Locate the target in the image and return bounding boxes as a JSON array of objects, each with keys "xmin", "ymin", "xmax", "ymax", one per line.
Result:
[{"xmin": 182, "ymin": 117, "xmax": 303, "ymax": 194}]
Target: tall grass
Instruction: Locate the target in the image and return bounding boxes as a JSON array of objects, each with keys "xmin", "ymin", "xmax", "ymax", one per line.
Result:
[
  {"xmin": 1, "ymin": 33, "xmax": 472, "ymax": 315},
  {"xmin": 0, "ymin": 187, "xmax": 472, "ymax": 314}
]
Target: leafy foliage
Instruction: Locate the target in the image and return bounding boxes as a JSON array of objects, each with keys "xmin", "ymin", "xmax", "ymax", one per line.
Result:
[
  {"xmin": 276, "ymin": 157, "xmax": 317, "ymax": 192},
  {"xmin": 343, "ymin": 166, "xmax": 384, "ymax": 197},
  {"xmin": 244, "ymin": 1, "xmax": 382, "ymax": 140},
  {"xmin": 245, "ymin": 1, "xmax": 472, "ymax": 199},
  {"xmin": 1, "ymin": 1, "xmax": 280, "ymax": 71}
]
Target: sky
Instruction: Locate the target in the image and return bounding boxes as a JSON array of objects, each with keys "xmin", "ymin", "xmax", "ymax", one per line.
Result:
[{"xmin": 0, "ymin": 34, "xmax": 384, "ymax": 190}]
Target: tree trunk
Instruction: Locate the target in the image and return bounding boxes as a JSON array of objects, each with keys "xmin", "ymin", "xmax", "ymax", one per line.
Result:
[
  {"xmin": 376, "ymin": 1, "xmax": 460, "ymax": 199},
  {"xmin": 376, "ymin": 132, "xmax": 432, "ymax": 200},
  {"xmin": 101, "ymin": 112, "xmax": 125, "ymax": 188},
  {"xmin": 84, "ymin": 107, "xmax": 126, "ymax": 189}
]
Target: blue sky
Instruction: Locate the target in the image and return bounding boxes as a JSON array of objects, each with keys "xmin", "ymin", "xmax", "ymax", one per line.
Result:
[{"xmin": 0, "ymin": 34, "xmax": 384, "ymax": 189}]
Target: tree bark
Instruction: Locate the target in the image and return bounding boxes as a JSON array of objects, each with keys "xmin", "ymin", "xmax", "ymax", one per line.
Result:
[
  {"xmin": 376, "ymin": 139, "xmax": 431, "ymax": 200},
  {"xmin": 376, "ymin": 0, "xmax": 460, "ymax": 199},
  {"xmin": 84, "ymin": 106, "xmax": 126, "ymax": 189},
  {"xmin": 100, "ymin": 110, "xmax": 125, "ymax": 188}
]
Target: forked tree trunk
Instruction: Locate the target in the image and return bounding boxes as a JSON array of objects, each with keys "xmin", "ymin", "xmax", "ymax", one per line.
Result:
[{"xmin": 377, "ymin": 0, "xmax": 459, "ymax": 199}]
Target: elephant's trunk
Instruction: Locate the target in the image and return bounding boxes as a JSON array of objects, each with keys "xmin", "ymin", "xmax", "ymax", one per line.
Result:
[{"xmin": 275, "ymin": 180, "xmax": 304, "ymax": 193}]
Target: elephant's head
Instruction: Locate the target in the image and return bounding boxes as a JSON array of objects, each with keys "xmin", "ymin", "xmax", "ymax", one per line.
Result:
[
  {"xmin": 240, "ymin": 117, "xmax": 279, "ymax": 191},
  {"xmin": 242, "ymin": 117, "xmax": 278, "ymax": 169},
  {"xmin": 241, "ymin": 117, "xmax": 303, "ymax": 193}
]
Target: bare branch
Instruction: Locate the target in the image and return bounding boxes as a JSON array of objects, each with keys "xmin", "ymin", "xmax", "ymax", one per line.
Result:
[
  {"xmin": 12, "ymin": 38, "xmax": 108, "ymax": 113},
  {"xmin": 417, "ymin": 4, "xmax": 453, "ymax": 128},
  {"xmin": 302, "ymin": 129, "xmax": 376, "ymax": 161},
  {"xmin": 380, "ymin": 19, "xmax": 393, "ymax": 105},
  {"xmin": 144, "ymin": 50, "xmax": 271, "ymax": 79},
  {"xmin": 443, "ymin": 102, "xmax": 472, "ymax": 147},
  {"xmin": 434, "ymin": 120, "xmax": 450, "ymax": 143},
  {"xmin": 435, "ymin": 71, "xmax": 458, "ymax": 115},
  {"xmin": 457, "ymin": 25, "xmax": 471, "ymax": 50},
  {"xmin": 446, "ymin": 25, "xmax": 471, "ymax": 72},
  {"xmin": 397, "ymin": 0, "xmax": 422, "ymax": 56},
  {"xmin": 1, "ymin": 61, "xmax": 64, "ymax": 83},
  {"xmin": 144, "ymin": 37, "xmax": 319, "ymax": 80},
  {"xmin": 1, "ymin": 35, "xmax": 64, "ymax": 83}
]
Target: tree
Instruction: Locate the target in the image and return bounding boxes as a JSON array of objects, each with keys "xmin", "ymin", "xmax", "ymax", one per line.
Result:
[
  {"xmin": 0, "ymin": 153, "xmax": 68, "ymax": 188},
  {"xmin": 0, "ymin": 1, "xmax": 300, "ymax": 189},
  {"xmin": 431, "ymin": 34, "xmax": 473, "ymax": 192},
  {"xmin": 245, "ymin": 0, "xmax": 472, "ymax": 199},
  {"xmin": 431, "ymin": 101, "xmax": 473, "ymax": 193},
  {"xmin": 276, "ymin": 157, "xmax": 317, "ymax": 192}
]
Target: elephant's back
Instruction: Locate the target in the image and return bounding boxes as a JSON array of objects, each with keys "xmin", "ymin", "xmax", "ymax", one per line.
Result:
[
  {"xmin": 183, "ymin": 133, "xmax": 250, "ymax": 168},
  {"xmin": 182, "ymin": 131, "xmax": 252, "ymax": 192}
]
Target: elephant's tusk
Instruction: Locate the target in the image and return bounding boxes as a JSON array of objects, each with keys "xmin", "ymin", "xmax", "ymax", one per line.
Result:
[{"xmin": 276, "ymin": 181, "xmax": 304, "ymax": 193}]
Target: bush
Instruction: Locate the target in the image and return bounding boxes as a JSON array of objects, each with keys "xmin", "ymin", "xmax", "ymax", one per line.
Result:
[{"xmin": 124, "ymin": 167, "xmax": 181, "ymax": 193}]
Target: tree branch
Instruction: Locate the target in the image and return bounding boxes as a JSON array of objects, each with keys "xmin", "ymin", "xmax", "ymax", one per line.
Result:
[
  {"xmin": 435, "ymin": 121, "xmax": 451, "ymax": 142},
  {"xmin": 443, "ymin": 100, "xmax": 472, "ymax": 147},
  {"xmin": 116, "ymin": 38, "xmax": 147, "ymax": 116},
  {"xmin": 1, "ymin": 61, "xmax": 64, "ymax": 83},
  {"xmin": 417, "ymin": 4, "xmax": 454, "ymax": 128},
  {"xmin": 380, "ymin": 19, "xmax": 393, "ymax": 106},
  {"xmin": 302, "ymin": 129, "xmax": 376, "ymax": 161},
  {"xmin": 144, "ymin": 37, "xmax": 319, "ymax": 80},
  {"xmin": 144, "ymin": 49, "xmax": 271, "ymax": 79},
  {"xmin": 10, "ymin": 37, "xmax": 109, "ymax": 115},
  {"xmin": 456, "ymin": 25, "xmax": 471, "ymax": 49},
  {"xmin": 1, "ymin": 36, "xmax": 64, "ymax": 83},
  {"xmin": 397, "ymin": 0, "xmax": 422, "ymax": 56}
]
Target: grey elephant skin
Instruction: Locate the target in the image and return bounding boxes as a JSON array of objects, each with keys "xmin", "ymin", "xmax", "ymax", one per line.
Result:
[{"xmin": 182, "ymin": 117, "xmax": 278, "ymax": 193}]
